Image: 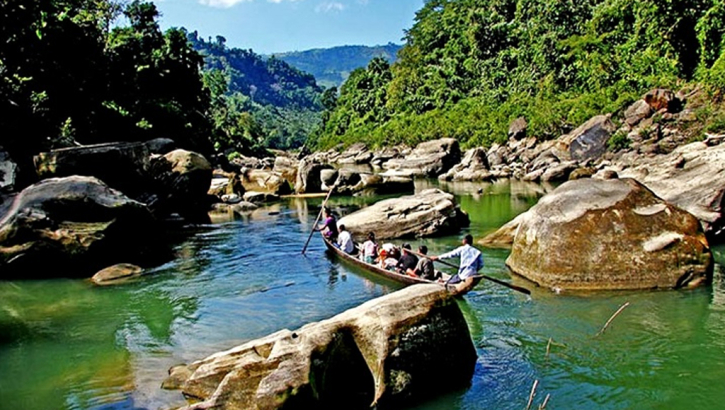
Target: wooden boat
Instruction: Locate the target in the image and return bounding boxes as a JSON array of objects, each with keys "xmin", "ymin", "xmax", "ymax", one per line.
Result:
[{"xmin": 321, "ymin": 234, "xmax": 481, "ymax": 295}]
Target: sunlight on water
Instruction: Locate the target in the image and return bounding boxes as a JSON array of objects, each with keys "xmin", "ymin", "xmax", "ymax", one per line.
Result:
[{"xmin": 1, "ymin": 180, "xmax": 725, "ymax": 410}]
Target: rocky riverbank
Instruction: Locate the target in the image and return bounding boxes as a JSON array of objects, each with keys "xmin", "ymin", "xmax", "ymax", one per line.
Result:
[{"xmin": 163, "ymin": 284, "xmax": 476, "ymax": 410}]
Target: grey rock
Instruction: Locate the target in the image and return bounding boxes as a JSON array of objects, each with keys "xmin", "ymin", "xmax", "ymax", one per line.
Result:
[
  {"xmin": 0, "ymin": 176, "xmax": 157, "ymax": 278},
  {"xmin": 618, "ymin": 141, "xmax": 725, "ymax": 242},
  {"xmin": 439, "ymin": 148, "xmax": 491, "ymax": 181},
  {"xmin": 624, "ymin": 100, "xmax": 653, "ymax": 127},
  {"xmin": 337, "ymin": 188, "xmax": 469, "ymax": 240},
  {"xmin": 508, "ymin": 117, "xmax": 528, "ymax": 140},
  {"xmin": 164, "ymin": 285, "xmax": 476, "ymax": 410},
  {"xmin": 506, "ymin": 178, "xmax": 712, "ymax": 290},
  {"xmin": 383, "ymin": 138, "xmax": 461, "ymax": 177},
  {"xmin": 554, "ymin": 115, "xmax": 617, "ymax": 162},
  {"xmin": 0, "ymin": 147, "xmax": 18, "ymax": 192},
  {"xmin": 91, "ymin": 263, "xmax": 144, "ymax": 285}
]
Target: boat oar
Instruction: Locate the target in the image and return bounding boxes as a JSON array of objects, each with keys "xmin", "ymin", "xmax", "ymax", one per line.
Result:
[
  {"xmin": 301, "ymin": 185, "xmax": 336, "ymax": 255},
  {"xmin": 409, "ymin": 250, "xmax": 531, "ymax": 295}
]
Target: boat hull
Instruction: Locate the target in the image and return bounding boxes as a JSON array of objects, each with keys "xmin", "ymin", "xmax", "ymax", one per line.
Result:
[{"xmin": 321, "ymin": 234, "xmax": 480, "ymax": 295}]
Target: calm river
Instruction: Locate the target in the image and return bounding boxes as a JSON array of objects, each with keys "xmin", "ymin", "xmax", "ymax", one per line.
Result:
[{"xmin": 1, "ymin": 179, "xmax": 725, "ymax": 410}]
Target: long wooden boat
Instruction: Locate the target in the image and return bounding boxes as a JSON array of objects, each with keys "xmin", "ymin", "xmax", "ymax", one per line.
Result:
[{"xmin": 321, "ymin": 234, "xmax": 481, "ymax": 295}]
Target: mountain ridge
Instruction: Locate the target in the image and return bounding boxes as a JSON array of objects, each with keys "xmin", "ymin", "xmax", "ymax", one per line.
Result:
[{"xmin": 274, "ymin": 43, "xmax": 402, "ymax": 89}]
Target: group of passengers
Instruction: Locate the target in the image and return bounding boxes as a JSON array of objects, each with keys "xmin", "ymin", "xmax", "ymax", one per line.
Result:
[{"xmin": 317, "ymin": 207, "xmax": 484, "ymax": 283}]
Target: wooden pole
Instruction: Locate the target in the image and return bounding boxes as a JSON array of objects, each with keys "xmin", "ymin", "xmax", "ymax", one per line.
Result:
[
  {"xmin": 409, "ymin": 249, "xmax": 532, "ymax": 295},
  {"xmin": 301, "ymin": 186, "xmax": 335, "ymax": 255},
  {"xmin": 595, "ymin": 302, "xmax": 630, "ymax": 337}
]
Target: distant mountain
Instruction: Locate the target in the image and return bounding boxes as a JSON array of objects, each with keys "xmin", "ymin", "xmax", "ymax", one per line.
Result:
[
  {"xmin": 275, "ymin": 43, "xmax": 402, "ymax": 89},
  {"xmin": 187, "ymin": 31, "xmax": 324, "ymax": 150}
]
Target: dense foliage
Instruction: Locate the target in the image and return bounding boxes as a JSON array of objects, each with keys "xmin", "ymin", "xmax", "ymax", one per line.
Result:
[
  {"xmin": 311, "ymin": 0, "xmax": 725, "ymax": 150},
  {"xmin": 275, "ymin": 43, "xmax": 402, "ymax": 89},
  {"xmin": 187, "ymin": 33, "xmax": 324, "ymax": 152},
  {"xmin": 0, "ymin": 0, "xmax": 212, "ymax": 174}
]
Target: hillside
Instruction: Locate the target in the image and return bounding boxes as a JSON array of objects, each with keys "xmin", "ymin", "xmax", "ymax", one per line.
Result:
[
  {"xmin": 187, "ymin": 31, "xmax": 324, "ymax": 151},
  {"xmin": 275, "ymin": 43, "xmax": 402, "ymax": 89},
  {"xmin": 310, "ymin": 0, "xmax": 725, "ymax": 151}
]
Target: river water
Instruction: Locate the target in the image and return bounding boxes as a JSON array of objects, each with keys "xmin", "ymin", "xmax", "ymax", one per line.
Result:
[{"xmin": 1, "ymin": 179, "xmax": 725, "ymax": 410}]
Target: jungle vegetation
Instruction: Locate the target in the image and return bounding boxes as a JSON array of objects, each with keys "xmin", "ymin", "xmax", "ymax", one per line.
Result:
[{"xmin": 310, "ymin": 0, "xmax": 725, "ymax": 151}]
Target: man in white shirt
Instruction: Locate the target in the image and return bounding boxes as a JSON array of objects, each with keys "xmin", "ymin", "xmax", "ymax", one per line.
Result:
[
  {"xmin": 431, "ymin": 234, "xmax": 483, "ymax": 293},
  {"xmin": 336, "ymin": 224, "xmax": 355, "ymax": 254}
]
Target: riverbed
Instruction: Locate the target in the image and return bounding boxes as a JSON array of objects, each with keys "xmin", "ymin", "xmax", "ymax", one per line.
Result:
[{"xmin": 1, "ymin": 179, "xmax": 724, "ymax": 410}]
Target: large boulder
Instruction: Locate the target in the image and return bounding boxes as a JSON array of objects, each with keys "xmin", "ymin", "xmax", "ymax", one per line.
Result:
[
  {"xmin": 383, "ymin": 138, "xmax": 461, "ymax": 177},
  {"xmin": 618, "ymin": 141, "xmax": 725, "ymax": 242},
  {"xmin": 295, "ymin": 158, "xmax": 333, "ymax": 193},
  {"xmin": 337, "ymin": 188, "xmax": 469, "ymax": 240},
  {"xmin": 333, "ymin": 173, "xmax": 415, "ymax": 197},
  {"xmin": 34, "ymin": 139, "xmax": 175, "ymax": 198},
  {"xmin": 241, "ymin": 168, "xmax": 291, "ymax": 195},
  {"xmin": 337, "ymin": 143, "xmax": 373, "ymax": 164},
  {"xmin": 208, "ymin": 171, "xmax": 245, "ymax": 200},
  {"xmin": 163, "ymin": 285, "xmax": 476, "ymax": 410},
  {"xmin": 644, "ymin": 88, "xmax": 680, "ymax": 112},
  {"xmin": 272, "ymin": 156, "xmax": 298, "ymax": 186},
  {"xmin": 0, "ymin": 147, "xmax": 18, "ymax": 192},
  {"xmin": 508, "ymin": 117, "xmax": 528, "ymax": 140},
  {"xmin": 148, "ymin": 149, "xmax": 212, "ymax": 218},
  {"xmin": 0, "ymin": 176, "xmax": 158, "ymax": 278},
  {"xmin": 439, "ymin": 148, "xmax": 491, "ymax": 182},
  {"xmin": 554, "ymin": 115, "xmax": 617, "ymax": 162},
  {"xmin": 624, "ymin": 99, "xmax": 653, "ymax": 127},
  {"xmin": 371, "ymin": 147, "xmax": 405, "ymax": 167},
  {"xmin": 506, "ymin": 178, "xmax": 713, "ymax": 291}
]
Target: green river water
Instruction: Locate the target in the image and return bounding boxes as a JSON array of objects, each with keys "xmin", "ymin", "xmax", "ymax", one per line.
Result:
[{"xmin": 1, "ymin": 179, "xmax": 724, "ymax": 410}]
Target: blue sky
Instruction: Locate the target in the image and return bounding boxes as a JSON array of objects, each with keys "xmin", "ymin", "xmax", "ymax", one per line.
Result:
[{"xmin": 154, "ymin": 0, "xmax": 424, "ymax": 54}]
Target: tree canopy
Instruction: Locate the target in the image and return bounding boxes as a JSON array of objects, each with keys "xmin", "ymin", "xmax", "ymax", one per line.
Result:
[
  {"xmin": 310, "ymin": 0, "xmax": 725, "ymax": 150},
  {"xmin": 0, "ymin": 0, "xmax": 213, "ymax": 169},
  {"xmin": 187, "ymin": 32, "xmax": 325, "ymax": 153}
]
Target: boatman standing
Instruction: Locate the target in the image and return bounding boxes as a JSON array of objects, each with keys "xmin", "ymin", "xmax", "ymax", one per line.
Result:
[{"xmin": 430, "ymin": 234, "xmax": 483, "ymax": 293}]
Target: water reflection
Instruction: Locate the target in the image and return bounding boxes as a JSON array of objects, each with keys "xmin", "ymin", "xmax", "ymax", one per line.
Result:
[{"xmin": 3, "ymin": 182, "xmax": 725, "ymax": 410}]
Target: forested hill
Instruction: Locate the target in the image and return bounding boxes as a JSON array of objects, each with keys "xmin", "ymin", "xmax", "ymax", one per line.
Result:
[
  {"xmin": 275, "ymin": 44, "xmax": 402, "ymax": 88},
  {"xmin": 187, "ymin": 32, "xmax": 324, "ymax": 150},
  {"xmin": 310, "ymin": 0, "xmax": 725, "ymax": 151}
]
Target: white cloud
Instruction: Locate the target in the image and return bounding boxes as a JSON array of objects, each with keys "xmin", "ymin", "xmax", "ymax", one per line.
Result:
[
  {"xmin": 198, "ymin": 0, "xmax": 248, "ymax": 8},
  {"xmin": 315, "ymin": 1, "xmax": 344, "ymax": 13},
  {"xmin": 198, "ymin": 0, "xmax": 301, "ymax": 8}
]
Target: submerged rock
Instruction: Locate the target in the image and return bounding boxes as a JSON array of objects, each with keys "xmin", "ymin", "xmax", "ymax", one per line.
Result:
[
  {"xmin": 506, "ymin": 178, "xmax": 713, "ymax": 291},
  {"xmin": 91, "ymin": 263, "xmax": 144, "ymax": 285},
  {"xmin": 337, "ymin": 188, "xmax": 469, "ymax": 240},
  {"xmin": 164, "ymin": 285, "xmax": 476, "ymax": 410}
]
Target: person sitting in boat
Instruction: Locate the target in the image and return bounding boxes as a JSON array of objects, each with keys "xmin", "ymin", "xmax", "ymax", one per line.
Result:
[
  {"xmin": 408, "ymin": 245, "xmax": 440, "ymax": 280},
  {"xmin": 336, "ymin": 224, "xmax": 355, "ymax": 254},
  {"xmin": 378, "ymin": 248, "xmax": 399, "ymax": 271},
  {"xmin": 316, "ymin": 207, "xmax": 338, "ymax": 240},
  {"xmin": 381, "ymin": 242, "xmax": 399, "ymax": 260},
  {"xmin": 361, "ymin": 232, "xmax": 378, "ymax": 264},
  {"xmin": 396, "ymin": 243, "xmax": 418, "ymax": 275}
]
